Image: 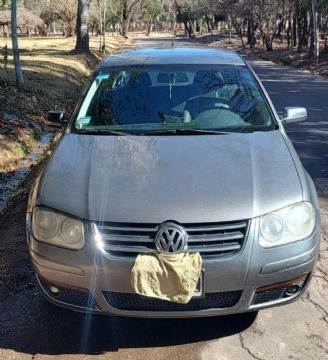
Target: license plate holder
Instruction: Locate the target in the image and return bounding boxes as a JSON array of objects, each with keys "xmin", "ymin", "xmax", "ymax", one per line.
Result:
[{"xmin": 193, "ymin": 269, "xmax": 205, "ymax": 298}]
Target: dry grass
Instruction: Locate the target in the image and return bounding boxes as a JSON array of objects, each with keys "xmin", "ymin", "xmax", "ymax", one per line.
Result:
[
  {"xmin": 0, "ymin": 35, "xmax": 130, "ymax": 103},
  {"xmin": 0, "ymin": 34, "xmax": 130, "ymax": 174},
  {"xmin": 0, "ymin": 118, "xmax": 40, "ymax": 172}
]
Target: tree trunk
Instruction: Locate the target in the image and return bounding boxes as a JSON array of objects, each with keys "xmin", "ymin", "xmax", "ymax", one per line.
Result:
[
  {"xmin": 122, "ymin": 17, "xmax": 129, "ymax": 38},
  {"xmin": 11, "ymin": 0, "xmax": 24, "ymax": 88},
  {"xmin": 228, "ymin": 15, "xmax": 232, "ymax": 42},
  {"xmin": 292, "ymin": 15, "xmax": 297, "ymax": 47},
  {"xmin": 146, "ymin": 18, "xmax": 152, "ymax": 36},
  {"xmin": 301, "ymin": 8, "xmax": 308, "ymax": 48},
  {"xmin": 122, "ymin": 1, "xmax": 129, "ymax": 38},
  {"xmin": 297, "ymin": 8, "xmax": 302, "ymax": 51},
  {"xmin": 182, "ymin": 19, "xmax": 193, "ymax": 38},
  {"xmin": 75, "ymin": 0, "xmax": 91, "ymax": 53},
  {"xmin": 3, "ymin": 44, "xmax": 8, "ymax": 71},
  {"xmin": 311, "ymin": 0, "xmax": 319, "ymax": 63},
  {"xmin": 195, "ymin": 21, "xmax": 200, "ymax": 33},
  {"xmin": 260, "ymin": 31, "xmax": 273, "ymax": 51},
  {"xmin": 309, "ymin": 13, "xmax": 314, "ymax": 54},
  {"xmin": 247, "ymin": 18, "xmax": 251, "ymax": 46},
  {"xmin": 102, "ymin": 2, "xmax": 106, "ymax": 54},
  {"xmin": 232, "ymin": 20, "xmax": 245, "ymax": 48},
  {"xmin": 187, "ymin": 20, "xmax": 194, "ymax": 38},
  {"xmin": 66, "ymin": 23, "xmax": 74, "ymax": 37},
  {"xmin": 286, "ymin": 12, "xmax": 292, "ymax": 48},
  {"xmin": 98, "ymin": 0, "xmax": 102, "ymax": 51},
  {"xmin": 277, "ymin": 17, "xmax": 283, "ymax": 42},
  {"xmin": 183, "ymin": 21, "xmax": 187, "ymax": 35},
  {"xmin": 247, "ymin": 17, "xmax": 256, "ymax": 48},
  {"xmin": 204, "ymin": 14, "xmax": 212, "ymax": 34}
]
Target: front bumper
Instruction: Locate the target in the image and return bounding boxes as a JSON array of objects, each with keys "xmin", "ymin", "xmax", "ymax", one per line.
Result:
[{"xmin": 27, "ymin": 215, "xmax": 320, "ymax": 318}]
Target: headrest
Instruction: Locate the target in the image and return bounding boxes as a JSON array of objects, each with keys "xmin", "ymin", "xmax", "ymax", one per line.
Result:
[
  {"xmin": 137, "ymin": 72, "xmax": 152, "ymax": 89},
  {"xmin": 193, "ymin": 70, "xmax": 224, "ymax": 92}
]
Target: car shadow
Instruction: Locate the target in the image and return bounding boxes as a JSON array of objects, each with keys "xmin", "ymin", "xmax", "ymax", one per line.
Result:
[
  {"xmin": 0, "ymin": 290, "xmax": 257, "ymax": 355},
  {"xmin": 0, "ymin": 194, "xmax": 257, "ymax": 356}
]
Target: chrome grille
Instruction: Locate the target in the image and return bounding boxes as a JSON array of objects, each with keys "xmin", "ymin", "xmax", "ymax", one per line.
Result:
[{"xmin": 96, "ymin": 220, "xmax": 248, "ymax": 258}]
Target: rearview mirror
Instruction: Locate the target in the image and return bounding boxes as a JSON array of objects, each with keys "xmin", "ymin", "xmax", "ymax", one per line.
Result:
[
  {"xmin": 46, "ymin": 110, "xmax": 66, "ymax": 127},
  {"xmin": 281, "ymin": 107, "xmax": 307, "ymax": 126}
]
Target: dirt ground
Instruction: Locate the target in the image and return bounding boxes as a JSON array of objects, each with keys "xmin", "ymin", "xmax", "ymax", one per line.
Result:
[
  {"xmin": 0, "ymin": 35, "xmax": 130, "ymax": 114},
  {"xmin": 0, "ymin": 34, "xmax": 130, "ymax": 210},
  {"xmin": 195, "ymin": 32, "xmax": 328, "ymax": 77},
  {"xmin": 0, "ymin": 156, "xmax": 327, "ymax": 360}
]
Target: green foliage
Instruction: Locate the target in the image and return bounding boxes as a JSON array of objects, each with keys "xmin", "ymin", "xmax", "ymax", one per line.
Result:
[
  {"xmin": 0, "ymin": 0, "xmax": 10, "ymax": 10},
  {"xmin": 144, "ymin": 0, "xmax": 163, "ymax": 19},
  {"xmin": 106, "ymin": 0, "xmax": 122, "ymax": 26},
  {"xmin": 19, "ymin": 143, "xmax": 30, "ymax": 156}
]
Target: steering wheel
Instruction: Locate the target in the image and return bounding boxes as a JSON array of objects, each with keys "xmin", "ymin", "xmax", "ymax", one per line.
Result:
[
  {"xmin": 215, "ymin": 102, "xmax": 230, "ymax": 110},
  {"xmin": 185, "ymin": 96, "xmax": 231, "ymax": 117},
  {"xmin": 193, "ymin": 108, "xmax": 248, "ymax": 129}
]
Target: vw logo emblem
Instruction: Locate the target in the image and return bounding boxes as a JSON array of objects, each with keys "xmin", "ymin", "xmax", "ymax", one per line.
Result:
[{"xmin": 155, "ymin": 222, "xmax": 188, "ymax": 255}]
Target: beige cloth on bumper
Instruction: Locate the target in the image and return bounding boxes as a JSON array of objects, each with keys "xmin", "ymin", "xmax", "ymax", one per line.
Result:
[{"xmin": 131, "ymin": 252, "xmax": 202, "ymax": 304}]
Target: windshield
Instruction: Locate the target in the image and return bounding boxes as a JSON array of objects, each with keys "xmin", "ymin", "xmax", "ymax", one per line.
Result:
[{"xmin": 72, "ymin": 64, "xmax": 277, "ymax": 135}]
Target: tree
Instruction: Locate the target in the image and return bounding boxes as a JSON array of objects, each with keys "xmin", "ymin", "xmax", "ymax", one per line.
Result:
[
  {"xmin": 144, "ymin": 0, "xmax": 163, "ymax": 35},
  {"xmin": 320, "ymin": 0, "xmax": 328, "ymax": 51},
  {"xmin": 96, "ymin": 0, "xmax": 108, "ymax": 53},
  {"xmin": 104, "ymin": 0, "xmax": 121, "ymax": 33},
  {"xmin": 0, "ymin": 0, "xmax": 10, "ymax": 10},
  {"xmin": 75, "ymin": 0, "xmax": 91, "ymax": 53},
  {"xmin": 121, "ymin": 0, "xmax": 141, "ymax": 38},
  {"xmin": 174, "ymin": 0, "xmax": 196, "ymax": 38},
  {"xmin": 218, "ymin": 0, "xmax": 249, "ymax": 47},
  {"xmin": 249, "ymin": 0, "xmax": 286, "ymax": 51},
  {"xmin": 311, "ymin": 0, "xmax": 319, "ymax": 62},
  {"xmin": 100, "ymin": 0, "xmax": 107, "ymax": 53},
  {"xmin": 11, "ymin": 0, "xmax": 24, "ymax": 88},
  {"xmin": 0, "ymin": 8, "xmax": 44, "ymax": 36},
  {"xmin": 49, "ymin": 0, "xmax": 77, "ymax": 37}
]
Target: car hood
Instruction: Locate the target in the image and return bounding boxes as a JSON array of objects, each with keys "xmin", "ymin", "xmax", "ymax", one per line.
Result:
[{"xmin": 39, "ymin": 131, "xmax": 303, "ymax": 223}]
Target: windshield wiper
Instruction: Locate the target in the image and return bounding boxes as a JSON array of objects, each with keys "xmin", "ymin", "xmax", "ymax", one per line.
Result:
[
  {"xmin": 77, "ymin": 128, "xmax": 132, "ymax": 136},
  {"xmin": 141, "ymin": 128, "xmax": 231, "ymax": 135}
]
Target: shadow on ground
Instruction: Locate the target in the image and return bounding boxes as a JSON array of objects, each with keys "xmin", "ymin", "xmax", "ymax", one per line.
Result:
[
  {"xmin": 0, "ymin": 291, "xmax": 257, "ymax": 355},
  {"xmin": 242, "ymin": 58, "xmax": 328, "ymax": 179},
  {"xmin": 0, "ymin": 183, "xmax": 257, "ymax": 356}
]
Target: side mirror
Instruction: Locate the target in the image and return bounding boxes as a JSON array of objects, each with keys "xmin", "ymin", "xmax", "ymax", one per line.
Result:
[
  {"xmin": 46, "ymin": 110, "xmax": 66, "ymax": 127},
  {"xmin": 281, "ymin": 107, "xmax": 307, "ymax": 126}
]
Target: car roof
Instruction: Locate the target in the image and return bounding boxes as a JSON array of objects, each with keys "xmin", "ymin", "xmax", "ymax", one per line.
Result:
[{"xmin": 99, "ymin": 47, "xmax": 245, "ymax": 68}]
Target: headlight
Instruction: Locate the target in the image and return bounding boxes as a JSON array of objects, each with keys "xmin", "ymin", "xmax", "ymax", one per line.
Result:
[
  {"xmin": 32, "ymin": 207, "xmax": 84, "ymax": 250},
  {"xmin": 259, "ymin": 202, "xmax": 315, "ymax": 248}
]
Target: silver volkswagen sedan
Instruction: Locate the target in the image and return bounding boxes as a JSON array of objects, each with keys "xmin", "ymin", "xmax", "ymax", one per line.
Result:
[{"xmin": 26, "ymin": 47, "xmax": 320, "ymax": 317}]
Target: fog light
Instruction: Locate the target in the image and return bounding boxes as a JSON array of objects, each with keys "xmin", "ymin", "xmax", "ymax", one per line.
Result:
[
  {"xmin": 49, "ymin": 286, "xmax": 60, "ymax": 296},
  {"xmin": 257, "ymin": 274, "xmax": 308, "ymax": 292},
  {"xmin": 286, "ymin": 284, "xmax": 300, "ymax": 296},
  {"xmin": 252, "ymin": 274, "xmax": 309, "ymax": 305}
]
